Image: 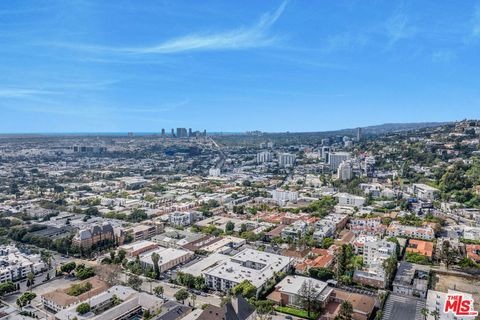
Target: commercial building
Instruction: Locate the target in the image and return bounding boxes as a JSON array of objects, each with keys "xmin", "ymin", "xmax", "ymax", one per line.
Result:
[
  {"xmin": 119, "ymin": 240, "xmax": 159, "ymax": 257},
  {"xmin": 54, "ymin": 285, "xmax": 163, "ymax": 320},
  {"xmin": 392, "ymin": 262, "xmax": 429, "ymax": 298},
  {"xmin": 139, "ymin": 247, "xmax": 193, "ymax": 273}
]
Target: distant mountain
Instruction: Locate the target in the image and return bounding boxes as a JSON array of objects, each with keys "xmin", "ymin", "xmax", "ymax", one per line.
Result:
[{"xmin": 359, "ymin": 122, "xmax": 451, "ymax": 135}]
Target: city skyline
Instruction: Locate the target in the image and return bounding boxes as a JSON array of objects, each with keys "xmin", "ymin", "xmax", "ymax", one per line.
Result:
[{"xmin": 1, "ymin": 0, "xmax": 480, "ymax": 133}]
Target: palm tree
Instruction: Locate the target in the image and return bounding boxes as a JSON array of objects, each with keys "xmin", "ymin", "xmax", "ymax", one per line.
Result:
[
  {"xmin": 151, "ymin": 252, "xmax": 160, "ymax": 279},
  {"xmin": 26, "ymin": 273, "xmax": 34, "ymax": 290},
  {"xmin": 421, "ymin": 308, "xmax": 429, "ymax": 320},
  {"xmin": 430, "ymin": 310, "xmax": 439, "ymax": 320},
  {"xmin": 146, "ymin": 278, "xmax": 154, "ymax": 294},
  {"xmin": 190, "ymin": 293, "xmax": 197, "ymax": 308}
]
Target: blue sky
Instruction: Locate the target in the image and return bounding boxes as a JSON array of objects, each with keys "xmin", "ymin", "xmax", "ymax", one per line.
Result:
[{"xmin": 1, "ymin": 0, "xmax": 480, "ymax": 133}]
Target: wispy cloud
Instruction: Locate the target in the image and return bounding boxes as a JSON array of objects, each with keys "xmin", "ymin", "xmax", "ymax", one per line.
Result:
[
  {"xmin": 473, "ymin": 4, "xmax": 480, "ymax": 37},
  {"xmin": 324, "ymin": 32, "xmax": 369, "ymax": 52},
  {"xmin": 50, "ymin": 1, "xmax": 288, "ymax": 55},
  {"xmin": 385, "ymin": 3, "xmax": 415, "ymax": 47},
  {"xmin": 0, "ymin": 88, "xmax": 59, "ymax": 98}
]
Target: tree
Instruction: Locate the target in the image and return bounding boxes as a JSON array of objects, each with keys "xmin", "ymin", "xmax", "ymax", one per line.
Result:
[
  {"xmin": 154, "ymin": 286, "xmax": 164, "ymax": 298},
  {"xmin": 110, "ymin": 250, "xmax": 116, "ymax": 262},
  {"xmin": 174, "ymin": 289, "xmax": 190, "ymax": 304},
  {"xmin": 441, "ymin": 240, "xmax": 458, "ymax": 269},
  {"xmin": 430, "ymin": 310, "xmax": 439, "ymax": 320},
  {"xmin": 321, "ymin": 237, "xmax": 334, "ymax": 249},
  {"xmin": 75, "ymin": 264, "xmax": 95, "ymax": 280},
  {"xmin": 16, "ymin": 292, "xmax": 36, "ymax": 308},
  {"xmin": 0, "ymin": 281, "xmax": 16, "ymax": 296},
  {"xmin": 225, "ymin": 221, "xmax": 235, "ymax": 233},
  {"xmin": 337, "ymin": 301, "xmax": 353, "ymax": 320},
  {"xmin": 76, "ymin": 302, "xmax": 91, "ymax": 315},
  {"xmin": 298, "ymin": 280, "xmax": 319, "ymax": 318},
  {"xmin": 336, "ymin": 245, "xmax": 348, "ymax": 279},
  {"xmin": 382, "ymin": 256, "xmax": 398, "ymax": 285},
  {"xmin": 61, "ymin": 261, "xmax": 76, "ymax": 274},
  {"xmin": 95, "ymin": 264, "xmax": 121, "ymax": 286},
  {"xmin": 255, "ymin": 300, "xmax": 274, "ymax": 320},
  {"xmin": 127, "ymin": 274, "xmax": 143, "ymax": 291},
  {"xmin": 194, "ymin": 276, "xmax": 206, "ymax": 291},
  {"xmin": 151, "ymin": 252, "xmax": 160, "ymax": 279},
  {"xmin": 232, "ymin": 280, "xmax": 257, "ymax": 299}
]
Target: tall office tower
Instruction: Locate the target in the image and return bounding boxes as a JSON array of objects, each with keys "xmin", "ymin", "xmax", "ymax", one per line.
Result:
[
  {"xmin": 256, "ymin": 151, "xmax": 273, "ymax": 164},
  {"xmin": 321, "ymin": 138, "xmax": 330, "ymax": 146},
  {"xmin": 357, "ymin": 127, "xmax": 363, "ymax": 142},
  {"xmin": 188, "ymin": 128, "xmax": 192, "ymax": 137},
  {"xmin": 321, "ymin": 146, "xmax": 330, "ymax": 162},
  {"xmin": 171, "ymin": 128, "xmax": 175, "ymax": 137},
  {"xmin": 278, "ymin": 153, "xmax": 296, "ymax": 167},
  {"xmin": 176, "ymin": 128, "xmax": 188, "ymax": 138},
  {"xmin": 161, "ymin": 128, "xmax": 165, "ymax": 136},
  {"xmin": 328, "ymin": 152, "xmax": 351, "ymax": 171},
  {"xmin": 337, "ymin": 160, "xmax": 353, "ymax": 181},
  {"xmin": 203, "ymin": 129, "xmax": 207, "ymax": 137}
]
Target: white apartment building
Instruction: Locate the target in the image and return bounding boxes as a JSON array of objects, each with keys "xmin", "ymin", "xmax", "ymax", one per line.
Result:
[
  {"xmin": 363, "ymin": 239, "xmax": 397, "ymax": 267},
  {"xmin": 312, "ymin": 213, "xmax": 348, "ymax": 241},
  {"xmin": 278, "ymin": 153, "xmax": 296, "ymax": 167},
  {"xmin": 386, "ymin": 222, "xmax": 435, "ymax": 240},
  {"xmin": 281, "ymin": 220, "xmax": 309, "ymax": 241},
  {"xmin": 271, "ymin": 189, "xmax": 298, "ymax": 205},
  {"xmin": 337, "ymin": 160, "xmax": 353, "ymax": 181},
  {"xmin": 168, "ymin": 211, "xmax": 195, "ymax": 227},
  {"xmin": 209, "ymin": 168, "xmax": 221, "ymax": 177},
  {"xmin": 337, "ymin": 193, "xmax": 366, "ymax": 208},
  {"xmin": 257, "ymin": 151, "xmax": 273, "ymax": 164},
  {"xmin": 409, "ymin": 184, "xmax": 439, "ymax": 201},
  {"xmin": 0, "ymin": 245, "xmax": 46, "ymax": 283},
  {"xmin": 353, "ymin": 239, "xmax": 396, "ymax": 289},
  {"xmin": 203, "ymin": 248, "xmax": 293, "ymax": 295},
  {"xmin": 328, "ymin": 152, "xmax": 351, "ymax": 171}
]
